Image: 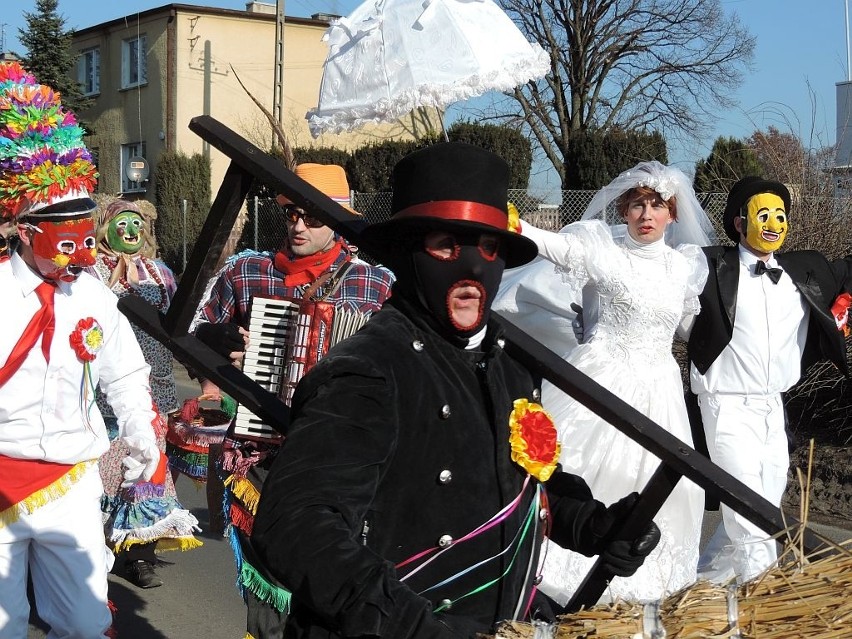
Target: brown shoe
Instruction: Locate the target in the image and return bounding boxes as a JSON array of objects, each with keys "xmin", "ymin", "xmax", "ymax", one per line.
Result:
[{"xmin": 125, "ymin": 560, "xmax": 163, "ymax": 589}]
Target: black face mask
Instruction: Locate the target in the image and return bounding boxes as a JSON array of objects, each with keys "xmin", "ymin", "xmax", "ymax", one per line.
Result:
[{"xmin": 407, "ymin": 230, "xmax": 506, "ymax": 339}]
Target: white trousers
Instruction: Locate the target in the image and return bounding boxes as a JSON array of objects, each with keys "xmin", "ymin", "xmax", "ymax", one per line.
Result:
[
  {"xmin": 0, "ymin": 464, "xmax": 114, "ymax": 639},
  {"xmin": 696, "ymin": 393, "xmax": 789, "ymax": 584}
]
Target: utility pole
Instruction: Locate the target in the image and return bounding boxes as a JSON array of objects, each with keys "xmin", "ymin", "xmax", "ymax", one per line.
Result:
[{"xmin": 273, "ymin": 0, "xmax": 285, "ymax": 143}]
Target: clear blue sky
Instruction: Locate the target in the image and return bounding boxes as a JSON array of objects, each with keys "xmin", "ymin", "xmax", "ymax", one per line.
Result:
[{"xmin": 2, "ymin": 0, "xmax": 850, "ymax": 196}]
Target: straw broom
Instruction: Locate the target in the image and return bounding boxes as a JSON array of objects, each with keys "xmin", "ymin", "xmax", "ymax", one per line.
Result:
[{"xmin": 491, "ymin": 442, "xmax": 852, "ymax": 639}]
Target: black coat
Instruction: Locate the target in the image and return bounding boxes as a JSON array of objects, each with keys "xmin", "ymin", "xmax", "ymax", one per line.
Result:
[
  {"xmin": 688, "ymin": 245, "xmax": 852, "ymax": 376},
  {"xmin": 252, "ymin": 295, "xmax": 611, "ymax": 639},
  {"xmin": 686, "ymin": 245, "xmax": 852, "ymax": 462}
]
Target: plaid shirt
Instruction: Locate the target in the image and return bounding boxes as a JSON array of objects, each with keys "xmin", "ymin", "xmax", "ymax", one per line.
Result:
[{"xmin": 197, "ymin": 244, "xmax": 394, "ymax": 329}]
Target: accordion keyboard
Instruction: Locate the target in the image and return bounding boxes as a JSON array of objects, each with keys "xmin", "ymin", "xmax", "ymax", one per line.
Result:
[{"xmin": 232, "ymin": 296, "xmax": 298, "ymax": 441}]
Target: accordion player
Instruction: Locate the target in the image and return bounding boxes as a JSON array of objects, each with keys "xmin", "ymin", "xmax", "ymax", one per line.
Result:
[{"xmin": 234, "ymin": 282, "xmax": 371, "ymax": 441}]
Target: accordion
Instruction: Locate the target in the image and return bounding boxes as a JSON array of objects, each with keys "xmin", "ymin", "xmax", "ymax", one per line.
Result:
[{"xmin": 233, "ymin": 295, "xmax": 370, "ymax": 441}]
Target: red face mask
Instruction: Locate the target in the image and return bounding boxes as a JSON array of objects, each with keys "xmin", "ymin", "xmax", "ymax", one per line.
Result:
[{"xmin": 30, "ymin": 217, "xmax": 97, "ymax": 282}]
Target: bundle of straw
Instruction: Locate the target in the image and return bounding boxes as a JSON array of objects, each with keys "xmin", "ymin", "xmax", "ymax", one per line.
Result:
[
  {"xmin": 492, "ymin": 445, "xmax": 852, "ymax": 638},
  {"xmin": 493, "ymin": 540, "xmax": 852, "ymax": 638}
]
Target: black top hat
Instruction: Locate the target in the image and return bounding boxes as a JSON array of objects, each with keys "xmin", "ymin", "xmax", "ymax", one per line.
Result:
[
  {"xmin": 362, "ymin": 142, "xmax": 538, "ymax": 268},
  {"xmin": 722, "ymin": 176, "xmax": 791, "ymax": 243}
]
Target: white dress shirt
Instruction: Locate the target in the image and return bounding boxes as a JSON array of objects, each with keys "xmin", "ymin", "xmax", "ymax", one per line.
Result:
[
  {"xmin": 690, "ymin": 244, "xmax": 809, "ymax": 396},
  {"xmin": 0, "ymin": 253, "xmax": 156, "ymax": 464}
]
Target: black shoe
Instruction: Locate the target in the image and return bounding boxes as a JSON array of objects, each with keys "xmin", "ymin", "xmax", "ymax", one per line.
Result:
[{"xmin": 125, "ymin": 560, "xmax": 163, "ymax": 589}]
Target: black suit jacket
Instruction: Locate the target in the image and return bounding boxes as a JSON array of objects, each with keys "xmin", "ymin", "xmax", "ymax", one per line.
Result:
[
  {"xmin": 686, "ymin": 245, "xmax": 852, "ymax": 470},
  {"xmin": 688, "ymin": 245, "xmax": 852, "ymax": 377}
]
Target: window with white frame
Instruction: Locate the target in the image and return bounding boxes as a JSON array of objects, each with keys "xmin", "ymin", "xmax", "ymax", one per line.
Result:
[
  {"xmin": 121, "ymin": 142, "xmax": 147, "ymax": 193},
  {"xmin": 78, "ymin": 47, "xmax": 100, "ymax": 95},
  {"xmin": 121, "ymin": 34, "xmax": 148, "ymax": 89}
]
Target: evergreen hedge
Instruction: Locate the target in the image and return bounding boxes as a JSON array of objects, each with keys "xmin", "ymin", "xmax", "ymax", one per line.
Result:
[
  {"xmin": 154, "ymin": 151, "xmax": 211, "ymax": 273},
  {"xmin": 565, "ymin": 129, "xmax": 668, "ymax": 190}
]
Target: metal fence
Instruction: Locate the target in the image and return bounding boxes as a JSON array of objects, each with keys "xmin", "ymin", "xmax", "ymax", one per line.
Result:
[
  {"xmin": 234, "ymin": 191, "xmax": 731, "ymax": 255},
  {"xmin": 232, "ymin": 190, "xmax": 852, "ymax": 263}
]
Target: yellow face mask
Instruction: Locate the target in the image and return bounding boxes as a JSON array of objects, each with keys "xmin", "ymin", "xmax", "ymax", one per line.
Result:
[{"xmin": 742, "ymin": 192, "xmax": 788, "ymax": 253}]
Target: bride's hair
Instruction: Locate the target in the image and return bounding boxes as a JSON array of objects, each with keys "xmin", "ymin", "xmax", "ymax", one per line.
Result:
[{"xmin": 615, "ymin": 186, "xmax": 679, "ymax": 221}]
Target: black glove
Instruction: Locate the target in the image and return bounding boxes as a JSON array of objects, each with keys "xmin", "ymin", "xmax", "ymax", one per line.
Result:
[
  {"xmin": 195, "ymin": 322, "xmax": 245, "ymax": 358},
  {"xmin": 600, "ymin": 525, "xmax": 660, "ymax": 576},
  {"xmin": 570, "ymin": 302, "xmax": 584, "ymax": 343},
  {"xmin": 591, "ymin": 492, "xmax": 661, "ymax": 577}
]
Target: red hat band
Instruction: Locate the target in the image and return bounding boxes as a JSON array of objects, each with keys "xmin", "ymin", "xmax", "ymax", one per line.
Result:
[{"xmin": 392, "ymin": 200, "xmax": 507, "ymax": 231}]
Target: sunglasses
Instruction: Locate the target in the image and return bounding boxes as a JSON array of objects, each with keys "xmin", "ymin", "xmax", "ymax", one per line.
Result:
[{"xmin": 283, "ymin": 205, "xmax": 325, "ymax": 228}]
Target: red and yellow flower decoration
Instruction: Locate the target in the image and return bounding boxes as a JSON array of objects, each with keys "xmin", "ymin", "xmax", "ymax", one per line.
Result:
[
  {"xmin": 831, "ymin": 292, "xmax": 852, "ymax": 336},
  {"xmin": 69, "ymin": 317, "xmax": 104, "ymax": 361},
  {"xmin": 507, "ymin": 202, "xmax": 521, "ymax": 234},
  {"xmin": 509, "ymin": 398, "xmax": 560, "ymax": 482}
]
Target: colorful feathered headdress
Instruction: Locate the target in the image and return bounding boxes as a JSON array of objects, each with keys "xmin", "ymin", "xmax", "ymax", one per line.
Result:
[{"xmin": 0, "ymin": 61, "xmax": 98, "ymax": 221}]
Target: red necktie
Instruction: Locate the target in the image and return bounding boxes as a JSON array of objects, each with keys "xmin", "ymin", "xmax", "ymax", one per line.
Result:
[
  {"xmin": 37, "ymin": 282, "xmax": 55, "ymax": 360},
  {"xmin": 0, "ymin": 281, "xmax": 56, "ymax": 387}
]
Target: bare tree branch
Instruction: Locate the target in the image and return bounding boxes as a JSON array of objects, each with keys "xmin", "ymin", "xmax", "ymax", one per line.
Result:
[
  {"xmin": 497, "ymin": 0, "xmax": 755, "ymax": 188},
  {"xmin": 230, "ymin": 64, "xmax": 297, "ymax": 171}
]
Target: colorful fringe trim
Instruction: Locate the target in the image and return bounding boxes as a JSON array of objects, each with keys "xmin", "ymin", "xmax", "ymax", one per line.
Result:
[
  {"xmin": 0, "ymin": 460, "xmax": 94, "ymax": 529},
  {"xmin": 222, "ymin": 476, "xmax": 292, "ymax": 615},
  {"xmin": 226, "ymin": 475, "xmax": 261, "ymax": 514},
  {"xmin": 229, "ymin": 500, "xmax": 254, "ymax": 536},
  {"xmin": 240, "ymin": 557, "xmax": 292, "ymax": 614},
  {"xmin": 167, "ymin": 417, "xmax": 229, "ymax": 448},
  {"xmin": 123, "ymin": 481, "xmax": 166, "ymax": 500},
  {"xmin": 106, "ymin": 507, "xmax": 203, "ymax": 551},
  {"xmin": 115, "ymin": 535, "xmax": 203, "ymax": 554},
  {"xmin": 220, "ymin": 460, "xmax": 294, "ymax": 617},
  {"xmin": 220, "ymin": 437, "xmax": 277, "ymax": 478},
  {"xmin": 166, "ymin": 443, "xmax": 209, "ymax": 482}
]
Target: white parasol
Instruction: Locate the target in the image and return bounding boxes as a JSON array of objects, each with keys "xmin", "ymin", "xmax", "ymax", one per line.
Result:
[{"xmin": 306, "ymin": 0, "xmax": 549, "ymax": 138}]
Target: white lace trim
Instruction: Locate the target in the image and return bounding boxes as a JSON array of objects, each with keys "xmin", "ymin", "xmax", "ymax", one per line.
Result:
[{"xmin": 307, "ymin": 51, "xmax": 549, "ymax": 136}]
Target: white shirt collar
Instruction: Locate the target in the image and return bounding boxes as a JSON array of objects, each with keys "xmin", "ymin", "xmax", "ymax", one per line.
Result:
[
  {"xmin": 10, "ymin": 251, "xmax": 71, "ymax": 296},
  {"xmin": 737, "ymin": 243, "xmax": 779, "ymax": 269},
  {"xmin": 465, "ymin": 326, "xmax": 488, "ymax": 350}
]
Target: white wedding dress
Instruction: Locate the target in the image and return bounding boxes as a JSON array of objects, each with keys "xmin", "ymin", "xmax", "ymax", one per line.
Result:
[{"xmin": 495, "ymin": 219, "xmax": 706, "ymax": 605}]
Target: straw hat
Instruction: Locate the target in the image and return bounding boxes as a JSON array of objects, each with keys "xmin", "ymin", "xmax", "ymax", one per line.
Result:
[{"xmin": 278, "ymin": 163, "xmax": 358, "ymax": 215}]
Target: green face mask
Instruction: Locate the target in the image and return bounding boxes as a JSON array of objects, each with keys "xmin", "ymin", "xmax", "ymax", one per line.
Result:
[{"xmin": 106, "ymin": 211, "xmax": 145, "ymax": 254}]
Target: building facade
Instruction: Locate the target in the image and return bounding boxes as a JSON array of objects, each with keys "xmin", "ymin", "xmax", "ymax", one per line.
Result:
[{"xmin": 71, "ymin": 2, "xmax": 438, "ymax": 201}]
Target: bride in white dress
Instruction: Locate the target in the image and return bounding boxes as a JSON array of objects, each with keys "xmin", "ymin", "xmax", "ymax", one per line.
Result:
[{"xmin": 495, "ymin": 161, "xmax": 715, "ymax": 605}]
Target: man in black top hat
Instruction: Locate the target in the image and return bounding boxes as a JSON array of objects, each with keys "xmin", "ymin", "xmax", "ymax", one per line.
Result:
[
  {"xmin": 251, "ymin": 142, "xmax": 660, "ymax": 638},
  {"xmin": 684, "ymin": 176, "xmax": 852, "ymax": 584}
]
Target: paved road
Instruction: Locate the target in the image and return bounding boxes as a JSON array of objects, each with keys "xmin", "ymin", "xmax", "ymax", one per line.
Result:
[{"xmin": 26, "ymin": 362, "xmax": 851, "ymax": 637}]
